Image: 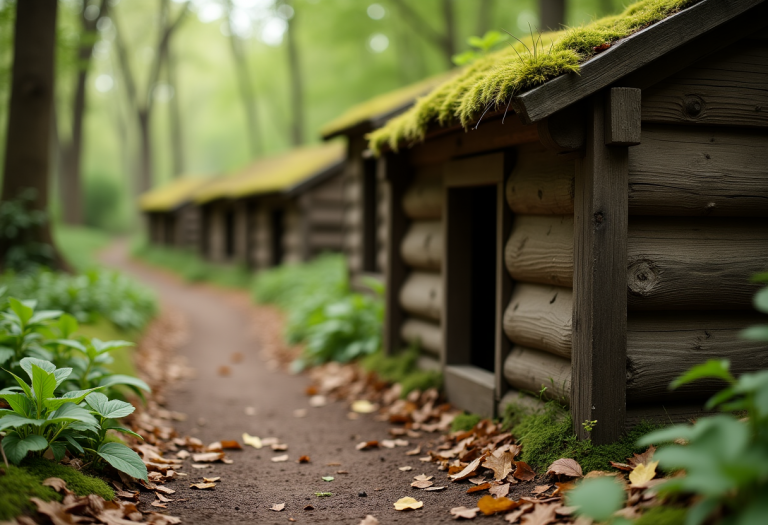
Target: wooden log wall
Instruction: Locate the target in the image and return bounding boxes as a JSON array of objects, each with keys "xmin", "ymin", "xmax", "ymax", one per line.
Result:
[
  {"xmin": 282, "ymin": 204, "xmax": 302, "ymax": 264},
  {"xmin": 398, "ymin": 168, "xmax": 444, "ymax": 358},
  {"xmin": 251, "ymin": 207, "xmax": 271, "ymax": 269},
  {"xmin": 175, "ymin": 204, "xmax": 202, "ymax": 252},
  {"xmin": 304, "ymin": 174, "xmax": 346, "ymax": 259}
]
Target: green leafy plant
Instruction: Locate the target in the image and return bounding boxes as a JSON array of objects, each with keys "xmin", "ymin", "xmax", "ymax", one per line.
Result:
[
  {"xmin": 0, "ymin": 357, "xmax": 148, "ymax": 480},
  {"xmin": 582, "ymin": 419, "xmax": 598, "ymax": 433},
  {"xmin": 0, "ymin": 189, "xmax": 54, "ymax": 272},
  {"xmin": 452, "ymin": 30, "xmax": 509, "ymax": 65}
]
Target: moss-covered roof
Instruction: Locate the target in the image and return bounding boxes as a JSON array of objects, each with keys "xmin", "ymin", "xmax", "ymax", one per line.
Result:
[
  {"xmin": 194, "ymin": 141, "xmax": 345, "ymax": 204},
  {"xmin": 320, "ymin": 72, "xmax": 456, "ymax": 139},
  {"xmin": 140, "ymin": 176, "xmax": 213, "ymax": 212},
  {"xmin": 369, "ymin": 0, "xmax": 695, "ymax": 154}
]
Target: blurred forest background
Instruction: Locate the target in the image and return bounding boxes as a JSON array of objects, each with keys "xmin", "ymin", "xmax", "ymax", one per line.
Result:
[{"xmin": 0, "ymin": 0, "xmax": 627, "ymax": 233}]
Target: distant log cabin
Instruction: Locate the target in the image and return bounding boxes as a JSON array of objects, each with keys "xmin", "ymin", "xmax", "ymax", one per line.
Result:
[
  {"xmin": 140, "ymin": 177, "xmax": 212, "ymax": 251},
  {"xmin": 369, "ymin": 0, "xmax": 768, "ymax": 444},
  {"xmin": 193, "ymin": 142, "xmax": 346, "ymax": 269}
]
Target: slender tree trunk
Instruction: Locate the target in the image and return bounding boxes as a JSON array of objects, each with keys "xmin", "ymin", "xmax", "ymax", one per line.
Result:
[
  {"xmin": 1, "ymin": 0, "xmax": 66, "ymax": 269},
  {"xmin": 166, "ymin": 44, "xmax": 184, "ymax": 176},
  {"xmin": 285, "ymin": 1, "xmax": 304, "ymax": 146},
  {"xmin": 441, "ymin": 0, "xmax": 456, "ymax": 59},
  {"xmin": 539, "ymin": 0, "xmax": 565, "ymax": 30},
  {"xmin": 476, "ymin": 0, "xmax": 493, "ymax": 36},
  {"xmin": 137, "ymin": 110, "xmax": 152, "ymax": 194}
]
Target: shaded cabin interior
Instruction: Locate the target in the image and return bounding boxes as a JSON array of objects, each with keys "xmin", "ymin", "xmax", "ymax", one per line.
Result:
[
  {"xmin": 375, "ymin": 0, "xmax": 768, "ymax": 443},
  {"xmin": 140, "ymin": 177, "xmax": 212, "ymax": 251}
]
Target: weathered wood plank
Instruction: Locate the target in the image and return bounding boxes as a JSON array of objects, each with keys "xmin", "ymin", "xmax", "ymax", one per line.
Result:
[
  {"xmin": 641, "ymin": 40, "xmax": 768, "ymax": 128},
  {"xmin": 503, "ymin": 284, "xmax": 573, "ymax": 359},
  {"xmin": 572, "ymin": 92, "xmax": 628, "ymax": 443},
  {"xmin": 306, "ymin": 207, "xmax": 345, "ymax": 227},
  {"xmin": 445, "ymin": 365, "xmax": 496, "ymax": 418},
  {"xmin": 398, "ymin": 271, "xmax": 442, "ymax": 322},
  {"xmin": 627, "ymin": 218, "xmax": 768, "ymax": 310},
  {"xmin": 513, "ymin": 0, "xmax": 765, "ymax": 123},
  {"xmin": 606, "ymin": 88, "xmax": 642, "ymax": 146},
  {"xmin": 628, "ymin": 125, "xmax": 768, "ymax": 216},
  {"xmin": 503, "ymin": 346, "xmax": 571, "ymax": 403},
  {"xmin": 401, "ymin": 318, "xmax": 442, "ymax": 357},
  {"xmin": 400, "ymin": 221, "xmax": 443, "ymax": 271},
  {"xmin": 307, "ymin": 230, "xmax": 344, "ymax": 249},
  {"xmin": 505, "ymin": 215, "xmax": 573, "ymax": 287},
  {"xmin": 402, "ymin": 176, "xmax": 443, "ymax": 219},
  {"xmin": 506, "ymin": 144, "xmax": 575, "ymax": 215},
  {"xmin": 626, "ymin": 313, "xmax": 768, "ymax": 403}
]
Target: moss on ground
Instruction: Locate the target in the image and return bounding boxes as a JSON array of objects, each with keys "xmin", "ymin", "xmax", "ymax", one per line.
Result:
[
  {"xmin": 451, "ymin": 413, "xmax": 483, "ymax": 432},
  {"xmin": 360, "ymin": 347, "xmax": 442, "ymax": 397},
  {"xmin": 369, "ymin": 0, "xmax": 695, "ymax": 154},
  {"xmin": 503, "ymin": 402, "xmax": 661, "ymax": 472},
  {"xmin": 0, "ymin": 459, "xmax": 114, "ymax": 521},
  {"xmin": 634, "ymin": 506, "xmax": 687, "ymax": 525}
]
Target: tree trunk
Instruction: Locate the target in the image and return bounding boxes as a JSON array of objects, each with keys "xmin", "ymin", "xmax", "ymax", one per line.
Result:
[
  {"xmin": 137, "ymin": 110, "xmax": 152, "ymax": 194},
  {"xmin": 1, "ymin": 0, "xmax": 66, "ymax": 269},
  {"xmin": 167, "ymin": 44, "xmax": 184, "ymax": 176},
  {"xmin": 441, "ymin": 0, "xmax": 456, "ymax": 60},
  {"xmin": 476, "ymin": 0, "xmax": 493, "ymax": 36},
  {"xmin": 539, "ymin": 0, "xmax": 565, "ymax": 30},
  {"xmin": 285, "ymin": 1, "xmax": 304, "ymax": 146}
]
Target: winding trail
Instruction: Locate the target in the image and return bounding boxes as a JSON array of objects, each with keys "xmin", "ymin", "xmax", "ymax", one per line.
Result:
[{"xmin": 99, "ymin": 241, "xmax": 489, "ymax": 524}]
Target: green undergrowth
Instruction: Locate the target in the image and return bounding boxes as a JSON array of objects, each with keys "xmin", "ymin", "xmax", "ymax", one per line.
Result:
[
  {"xmin": 131, "ymin": 239, "xmax": 252, "ymax": 289},
  {"xmin": 369, "ymin": 0, "xmax": 695, "ymax": 153},
  {"xmin": 503, "ymin": 402, "xmax": 661, "ymax": 472},
  {"xmin": 633, "ymin": 506, "xmax": 687, "ymax": 525},
  {"xmin": 451, "ymin": 413, "xmax": 483, "ymax": 432},
  {"xmin": 53, "ymin": 224, "xmax": 112, "ymax": 272},
  {"xmin": 361, "ymin": 347, "xmax": 442, "ymax": 397},
  {"xmin": 0, "ymin": 459, "xmax": 114, "ymax": 521}
]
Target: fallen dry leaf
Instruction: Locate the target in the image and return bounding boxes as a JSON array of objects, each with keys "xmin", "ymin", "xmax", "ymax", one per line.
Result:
[
  {"xmin": 190, "ymin": 483, "xmax": 216, "ymax": 490},
  {"xmin": 41, "ymin": 478, "xmax": 69, "ymax": 493},
  {"xmin": 411, "ymin": 480, "xmax": 434, "ymax": 489},
  {"xmin": 505, "ymin": 505, "xmax": 532, "ymax": 523},
  {"xmin": 242, "ymin": 433, "xmax": 262, "ymax": 449},
  {"xmin": 451, "ymin": 506, "xmax": 480, "ymax": 519},
  {"xmin": 155, "ymin": 492, "xmax": 173, "ymax": 503},
  {"xmin": 261, "ymin": 437, "xmax": 279, "ymax": 446},
  {"xmin": 399, "ymin": 466, "xmax": 413, "ymax": 471},
  {"xmin": 358, "ymin": 516, "xmax": 379, "ymax": 525},
  {"xmin": 405, "ymin": 446, "xmax": 421, "ymax": 456},
  {"xmin": 469, "ymin": 476, "xmax": 487, "ymax": 485},
  {"xmin": 270, "ymin": 503, "xmax": 285, "ymax": 512},
  {"xmin": 351, "ymin": 400, "xmax": 377, "ymax": 413},
  {"xmin": 381, "ymin": 439, "xmax": 396, "ymax": 449},
  {"xmin": 191, "ymin": 464, "xmax": 211, "ymax": 469},
  {"xmin": 629, "ymin": 461, "xmax": 659, "ymax": 487},
  {"xmin": 513, "ymin": 461, "xmax": 536, "ymax": 481},
  {"xmin": 467, "ymin": 482, "xmax": 492, "ymax": 494},
  {"xmin": 532, "ymin": 484, "xmax": 552, "ymax": 495},
  {"xmin": 309, "ymin": 395, "xmax": 327, "ymax": 407},
  {"xmin": 489, "ymin": 483, "xmax": 510, "ymax": 498},
  {"xmin": 297, "ymin": 455, "xmax": 311, "ymax": 463},
  {"xmin": 217, "ymin": 365, "xmax": 230, "ymax": 376},
  {"xmin": 203, "ymin": 477, "xmax": 220, "ymax": 483},
  {"xmin": 271, "ymin": 455, "xmax": 289, "ymax": 463},
  {"xmin": 192, "ymin": 452, "xmax": 224, "ymax": 463},
  {"xmin": 425, "ymin": 486, "xmax": 446, "ymax": 491},
  {"xmin": 414, "ymin": 474, "xmax": 433, "ymax": 481},
  {"xmin": 477, "ymin": 495, "xmax": 518, "ymax": 515},
  {"xmin": 450, "ymin": 456, "xmax": 485, "ymax": 481},
  {"xmin": 393, "ymin": 496, "xmax": 423, "ymax": 511},
  {"xmin": 629, "ymin": 446, "xmax": 657, "ymax": 468},
  {"xmin": 356, "ymin": 440, "xmax": 379, "ymax": 450},
  {"xmin": 546, "ymin": 458, "xmax": 583, "ymax": 478},
  {"xmin": 151, "ymin": 501, "xmax": 167, "ymax": 509},
  {"xmin": 175, "ymin": 450, "xmax": 190, "ymax": 459},
  {"xmin": 483, "ymin": 452, "xmax": 515, "ymax": 481},
  {"xmin": 520, "ymin": 502, "xmax": 558, "ymax": 525},
  {"xmin": 219, "ymin": 440, "xmax": 242, "ymax": 450},
  {"xmin": 271, "ymin": 443, "xmax": 288, "ymax": 451}
]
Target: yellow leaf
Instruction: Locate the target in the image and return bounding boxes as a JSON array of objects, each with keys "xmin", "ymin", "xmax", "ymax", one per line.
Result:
[
  {"xmin": 242, "ymin": 433, "xmax": 262, "ymax": 449},
  {"xmin": 629, "ymin": 460, "xmax": 658, "ymax": 486},
  {"xmin": 393, "ymin": 497, "xmax": 424, "ymax": 511},
  {"xmin": 351, "ymin": 400, "xmax": 376, "ymax": 413}
]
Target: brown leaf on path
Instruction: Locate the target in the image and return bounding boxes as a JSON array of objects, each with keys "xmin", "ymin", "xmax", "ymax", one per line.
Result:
[
  {"xmin": 513, "ymin": 461, "xmax": 536, "ymax": 481},
  {"xmin": 30, "ymin": 497, "xmax": 76, "ymax": 525},
  {"xmin": 305, "ymin": 385, "xmax": 318, "ymax": 396},
  {"xmin": 176, "ymin": 450, "xmax": 190, "ymax": 459},
  {"xmin": 151, "ymin": 501, "xmax": 167, "ymax": 509},
  {"xmin": 399, "ymin": 466, "xmax": 413, "ymax": 471},
  {"xmin": 629, "ymin": 445, "xmax": 656, "ymax": 468},
  {"xmin": 309, "ymin": 395, "xmax": 327, "ymax": 407},
  {"xmin": 468, "ymin": 476, "xmax": 487, "ymax": 485},
  {"xmin": 356, "ymin": 440, "xmax": 379, "ymax": 450},
  {"xmin": 394, "ymin": 497, "xmax": 424, "ymax": 511},
  {"xmin": 425, "ymin": 486, "xmax": 446, "ymax": 491},
  {"xmin": 450, "ymin": 456, "xmax": 485, "ymax": 481},
  {"xmin": 413, "ymin": 474, "xmax": 433, "ymax": 481},
  {"xmin": 297, "ymin": 455, "xmax": 311, "ymax": 463},
  {"xmin": 489, "ymin": 483, "xmax": 510, "ymax": 498},
  {"xmin": 116, "ymin": 490, "xmax": 139, "ymax": 500},
  {"xmin": 358, "ymin": 516, "xmax": 379, "ymax": 525},
  {"xmin": 203, "ymin": 477, "xmax": 221, "ymax": 483},
  {"xmin": 411, "ymin": 480, "xmax": 434, "ymax": 489},
  {"xmin": 192, "ymin": 452, "xmax": 225, "ymax": 462},
  {"xmin": 381, "ymin": 439, "xmax": 396, "ymax": 449},
  {"xmin": 520, "ymin": 502, "xmax": 558, "ymax": 525},
  {"xmin": 610, "ymin": 461, "xmax": 633, "ymax": 471},
  {"xmin": 190, "ymin": 483, "xmax": 216, "ymax": 489},
  {"xmin": 532, "ymin": 484, "xmax": 553, "ymax": 495},
  {"xmin": 260, "ymin": 437, "xmax": 279, "ymax": 446},
  {"xmin": 217, "ymin": 365, "xmax": 230, "ymax": 376},
  {"xmin": 41, "ymin": 478, "xmax": 70, "ymax": 494},
  {"xmin": 155, "ymin": 492, "xmax": 173, "ymax": 503},
  {"xmin": 450, "ymin": 506, "xmax": 480, "ymax": 519},
  {"xmin": 504, "ymin": 506, "xmax": 530, "ymax": 524},
  {"xmin": 271, "ymin": 455, "xmax": 289, "ymax": 462},
  {"xmin": 219, "ymin": 440, "xmax": 242, "ymax": 450},
  {"xmin": 337, "ymin": 470, "xmax": 349, "ymax": 474},
  {"xmin": 629, "ymin": 461, "xmax": 659, "ymax": 487},
  {"xmin": 146, "ymin": 512, "xmax": 182, "ymax": 524},
  {"xmin": 546, "ymin": 458, "xmax": 583, "ymax": 478},
  {"xmin": 191, "ymin": 464, "xmax": 211, "ymax": 469},
  {"xmin": 271, "ymin": 443, "xmax": 288, "ymax": 451},
  {"xmin": 467, "ymin": 482, "xmax": 492, "ymax": 494},
  {"xmin": 482, "ymin": 452, "xmax": 515, "ymax": 481},
  {"xmin": 270, "ymin": 503, "xmax": 285, "ymax": 512},
  {"xmin": 552, "ymin": 481, "xmax": 576, "ymax": 496},
  {"xmin": 405, "ymin": 445, "xmax": 421, "ymax": 456},
  {"xmin": 477, "ymin": 495, "xmax": 518, "ymax": 515}
]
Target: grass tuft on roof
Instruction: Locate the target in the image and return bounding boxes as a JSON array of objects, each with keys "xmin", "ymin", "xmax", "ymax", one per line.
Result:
[
  {"xmin": 369, "ymin": 0, "xmax": 695, "ymax": 154},
  {"xmin": 140, "ymin": 176, "xmax": 213, "ymax": 212}
]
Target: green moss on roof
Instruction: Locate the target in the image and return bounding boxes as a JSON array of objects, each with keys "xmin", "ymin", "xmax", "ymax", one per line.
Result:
[
  {"xmin": 369, "ymin": 0, "xmax": 695, "ymax": 154},
  {"xmin": 320, "ymin": 72, "xmax": 457, "ymax": 138},
  {"xmin": 195, "ymin": 141, "xmax": 345, "ymax": 204},
  {"xmin": 140, "ymin": 176, "xmax": 212, "ymax": 212}
]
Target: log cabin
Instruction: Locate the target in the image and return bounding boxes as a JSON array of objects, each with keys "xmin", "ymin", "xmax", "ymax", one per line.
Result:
[
  {"xmin": 140, "ymin": 176, "xmax": 212, "ymax": 251},
  {"xmin": 368, "ymin": 0, "xmax": 768, "ymax": 443},
  {"xmin": 193, "ymin": 142, "xmax": 346, "ymax": 269},
  {"xmin": 321, "ymin": 74, "xmax": 452, "ymax": 289}
]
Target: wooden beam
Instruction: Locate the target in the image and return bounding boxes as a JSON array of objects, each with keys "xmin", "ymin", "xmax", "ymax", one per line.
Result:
[
  {"xmin": 606, "ymin": 88, "xmax": 641, "ymax": 146},
  {"xmin": 514, "ymin": 0, "xmax": 764, "ymax": 124},
  {"xmin": 496, "ymin": 151, "xmax": 515, "ymax": 402},
  {"xmin": 572, "ymin": 91, "xmax": 629, "ymax": 443}
]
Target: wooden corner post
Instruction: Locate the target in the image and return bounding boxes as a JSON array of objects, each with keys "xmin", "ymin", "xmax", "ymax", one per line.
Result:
[
  {"xmin": 382, "ymin": 153, "xmax": 411, "ymax": 355},
  {"xmin": 573, "ymin": 87, "xmax": 639, "ymax": 444}
]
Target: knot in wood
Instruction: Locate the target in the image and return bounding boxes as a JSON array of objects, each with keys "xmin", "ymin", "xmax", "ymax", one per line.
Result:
[
  {"xmin": 627, "ymin": 259, "xmax": 660, "ymax": 296},
  {"xmin": 593, "ymin": 212, "xmax": 604, "ymax": 225},
  {"xmin": 683, "ymin": 95, "xmax": 703, "ymax": 118}
]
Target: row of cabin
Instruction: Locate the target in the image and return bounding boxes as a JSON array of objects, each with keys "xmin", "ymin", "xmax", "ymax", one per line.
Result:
[{"xmin": 142, "ymin": 0, "xmax": 768, "ymax": 444}]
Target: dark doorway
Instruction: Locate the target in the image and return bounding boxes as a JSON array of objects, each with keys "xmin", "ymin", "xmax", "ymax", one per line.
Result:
[
  {"xmin": 271, "ymin": 208, "xmax": 285, "ymax": 266},
  {"xmin": 361, "ymin": 158, "xmax": 379, "ymax": 272},
  {"xmin": 224, "ymin": 209, "xmax": 236, "ymax": 258},
  {"xmin": 164, "ymin": 216, "xmax": 176, "ymax": 246}
]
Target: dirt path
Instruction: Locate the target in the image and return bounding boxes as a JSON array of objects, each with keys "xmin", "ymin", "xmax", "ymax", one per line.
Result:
[{"xmin": 99, "ymin": 241, "xmax": 501, "ymax": 524}]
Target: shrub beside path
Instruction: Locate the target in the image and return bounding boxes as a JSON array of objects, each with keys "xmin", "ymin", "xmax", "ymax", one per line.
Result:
[{"xmin": 99, "ymin": 240, "xmax": 484, "ymax": 524}]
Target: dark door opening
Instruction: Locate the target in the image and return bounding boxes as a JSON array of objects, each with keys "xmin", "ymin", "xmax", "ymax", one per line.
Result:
[
  {"xmin": 469, "ymin": 186, "xmax": 498, "ymax": 372},
  {"xmin": 361, "ymin": 158, "xmax": 379, "ymax": 272},
  {"xmin": 271, "ymin": 208, "xmax": 285, "ymax": 266},
  {"xmin": 224, "ymin": 210, "xmax": 236, "ymax": 259},
  {"xmin": 165, "ymin": 216, "xmax": 176, "ymax": 246}
]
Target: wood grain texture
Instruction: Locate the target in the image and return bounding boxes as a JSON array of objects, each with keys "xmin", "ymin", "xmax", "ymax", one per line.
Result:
[
  {"xmin": 606, "ymin": 88, "xmax": 642, "ymax": 146},
  {"xmin": 445, "ymin": 365, "xmax": 497, "ymax": 418},
  {"xmin": 513, "ymin": 0, "xmax": 764, "ymax": 123},
  {"xmin": 400, "ymin": 221, "xmax": 443, "ymax": 271},
  {"xmin": 626, "ymin": 313, "xmax": 768, "ymax": 403},
  {"xmin": 401, "ymin": 318, "xmax": 442, "ymax": 357},
  {"xmin": 398, "ymin": 271, "xmax": 443, "ymax": 322},
  {"xmin": 572, "ymin": 92, "xmax": 628, "ymax": 443},
  {"xmin": 402, "ymin": 175, "xmax": 443, "ymax": 219},
  {"xmin": 627, "ymin": 218, "xmax": 768, "ymax": 310},
  {"xmin": 628, "ymin": 125, "xmax": 768, "ymax": 216},
  {"xmin": 503, "ymin": 284, "xmax": 573, "ymax": 359},
  {"xmin": 306, "ymin": 230, "xmax": 344, "ymax": 249},
  {"xmin": 504, "ymin": 215, "xmax": 574, "ymax": 287},
  {"xmin": 537, "ymin": 103, "xmax": 586, "ymax": 152},
  {"xmin": 503, "ymin": 346, "xmax": 571, "ymax": 403},
  {"xmin": 306, "ymin": 206, "xmax": 345, "ymax": 226},
  {"xmin": 506, "ymin": 144, "xmax": 575, "ymax": 215},
  {"xmin": 641, "ymin": 40, "xmax": 768, "ymax": 128}
]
